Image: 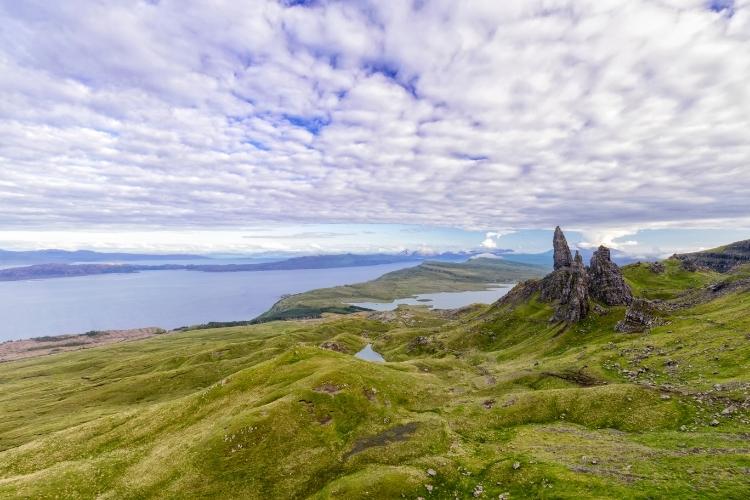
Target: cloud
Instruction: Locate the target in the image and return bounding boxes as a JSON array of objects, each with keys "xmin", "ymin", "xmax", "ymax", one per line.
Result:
[
  {"xmin": 481, "ymin": 237, "xmax": 497, "ymax": 249},
  {"xmin": 0, "ymin": 0, "xmax": 749, "ymax": 234},
  {"xmin": 481, "ymin": 230, "xmax": 515, "ymax": 248}
]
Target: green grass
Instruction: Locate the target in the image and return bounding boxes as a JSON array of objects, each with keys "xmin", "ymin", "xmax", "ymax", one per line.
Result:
[
  {"xmin": 0, "ymin": 260, "xmax": 749, "ymax": 498},
  {"xmin": 622, "ymin": 259, "xmax": 718, "ymax": 300}
]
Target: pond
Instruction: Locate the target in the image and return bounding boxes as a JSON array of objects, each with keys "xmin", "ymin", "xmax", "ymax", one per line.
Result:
[{"xmin": 354, "ymin": 343, "xmax": 385, "ymax": 362}]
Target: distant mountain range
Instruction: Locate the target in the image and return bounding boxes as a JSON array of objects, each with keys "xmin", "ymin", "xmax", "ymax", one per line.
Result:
[
  {"xmin": 0, "ymin": 248, "xmax": 210, "ymax": 265},
  {"xmin": 0, "ymin": 247, "xmax": 639, "ymax": 281}
]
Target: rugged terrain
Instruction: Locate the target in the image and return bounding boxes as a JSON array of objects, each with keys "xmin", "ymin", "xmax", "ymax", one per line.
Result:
[{"xmin": 0, "ymin": 231, "xmax": 748, "ymax": 499}]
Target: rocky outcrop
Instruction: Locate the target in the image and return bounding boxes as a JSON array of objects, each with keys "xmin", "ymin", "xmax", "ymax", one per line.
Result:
[
  {"xmin": 649, "ymin": 262, "xmax": 665, "ymax": 274},
  {"xmin": 553, "ymin": 226, "xmax": 573, "ymax": 270},
  {"xmin": 588, "ymin": 245, "xmax": 633, "ymax": 306},
  {"xmin": 615, "ymin": 298, "xmax": 664, "ymax": 333},
  {"xmin": 541, "ymin": 234, "xmax": 590, "ymax": 323},
  {"xmin": 515, "ymin": 227, "xmax": 637, "ymax": 324}
]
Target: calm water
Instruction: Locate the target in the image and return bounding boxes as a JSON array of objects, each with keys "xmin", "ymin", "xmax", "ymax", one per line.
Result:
[
  {"xmin": 0, "ymin": 262, "xmax": 417, "ymax": 341},
  {"xmin": 348, "ymin": 285, "xmax": 513, "ymax": 311},
  {"xmin": 354, "ymin": 344, "xmax": 385, "ymax": 362}
]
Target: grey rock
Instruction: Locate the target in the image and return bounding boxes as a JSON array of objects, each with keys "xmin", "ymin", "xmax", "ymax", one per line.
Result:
[
  {"xmin": 538, "ymin": 228, "xmax": 591, "ymax": 323},
  {"xmin": 616, "ymin": 298, "xmax": 664, "ymax": 333},
  {"xmin": 649, "ymin": 261, "xmax": 665, "ymax": 274},
  {"xmin": 588, "ymin": 246, "xmax": 633, "ymax": 306},
  {"xmin": 553, "ymin": 226, "xmax": 573, "ymax": 270},
  {"xmin": 721, "ymin": 405, "xmax": 737, "ymax": 415},
  {"xmin": 541, "ymin": 249, "xmax": 590, "ymax": 323}
]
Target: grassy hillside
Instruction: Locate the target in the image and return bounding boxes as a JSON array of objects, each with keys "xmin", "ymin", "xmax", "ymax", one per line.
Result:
[
  {"xmin": 255, "ymin": 258, "xmax": 546, "ymax": 322},
  {"xmin": 0, "ymin": 256, "xmax": 748, "ymax": 498}
]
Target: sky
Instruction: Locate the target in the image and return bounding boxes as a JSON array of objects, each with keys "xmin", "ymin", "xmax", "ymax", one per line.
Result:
[{"xmin": 0, "ymin": 0, "xmax": 749, "ymax": 256}]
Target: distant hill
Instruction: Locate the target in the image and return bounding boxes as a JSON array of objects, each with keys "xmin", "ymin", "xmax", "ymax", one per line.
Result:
[
  {"xmin": 254, "ymin": 257, "xmax": 547, "ymax": 323},
  {"xmin": 673, "ymin": 239, "xmax": 750, "ymax": 272}
]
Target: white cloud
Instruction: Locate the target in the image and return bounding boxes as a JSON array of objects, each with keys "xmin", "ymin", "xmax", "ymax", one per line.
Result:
[
  {"xmin": 0, "ymin": 0, "xmax": 748, "ymax": 235},
  {"xmin": 481, "ymin": 237, "xmax": 497, "ymax": 249}
]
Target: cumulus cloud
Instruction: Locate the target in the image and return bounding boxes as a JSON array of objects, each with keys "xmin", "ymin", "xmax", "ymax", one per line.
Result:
[
  {"xmin": 481, "ymin": 230, "xmax": 514, "ymax": 249},
  {"xmin": 0, "ymin": 0, "xmax": 749, "ymax": 235}
]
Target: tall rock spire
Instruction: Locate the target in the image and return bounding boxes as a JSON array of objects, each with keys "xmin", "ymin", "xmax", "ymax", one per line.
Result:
[
  {"xmin": 541, "ymin": 229, "xmax": 590, "ymax": 323},
  {"xmin": 553, "ymin": 226, "xmax": 573, "ymax": 270}
]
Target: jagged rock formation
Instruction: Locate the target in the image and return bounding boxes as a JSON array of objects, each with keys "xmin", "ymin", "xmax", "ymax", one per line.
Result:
[
  {"xmin": 616, "ymin": 298, "xmax": 664, "ymax": 333},
  {"xmin": 553, "ymin": 226, "xmax": 573, "ymax": 270},
  {"xmin": 673, "ymin": 239, "xmax": 750, "ymax": 272},
  {"xmin": 588, "ymin": 245, "xmax": 633, "ymax": 306},
  {"xmin": 536, "ymin": 228, "xmax": 635, "ymax": 324},
  {"xmin": 541, "ymin": 232, "xmax": 590, "ymax": 322}
]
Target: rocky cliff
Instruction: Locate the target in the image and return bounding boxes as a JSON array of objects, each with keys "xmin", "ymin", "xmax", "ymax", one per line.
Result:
[{"xmin": 673, "ymin": 239, "xmax": 750, "ymax": 273}]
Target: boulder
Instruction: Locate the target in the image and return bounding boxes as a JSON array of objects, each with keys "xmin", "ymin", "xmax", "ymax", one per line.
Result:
[
  {"xmin": 588, "ymin": 245, "xmax": 633, "ymax": 306},
  {"xmin": 649, "ymin": 262, "xmax": 665, "ymax": 274},
  {"xmin": 616, "ymin": 298, "xmax": 663, "ymax": 333}
]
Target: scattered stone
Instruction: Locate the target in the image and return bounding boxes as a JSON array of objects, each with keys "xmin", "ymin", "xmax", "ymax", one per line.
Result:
[
  {"xmin": 502, "ymin": 397, "xmax": 517, "ymax": 408},
  {"xmin": 722, "ymin": 405, "xmax": 737, "ymax": 415},
  {"xmin": 498, "ymin": 493, "xmax": 510, "ymax": 500},
  {"xmin": 425, "ymin": 484, "xmax": 433, "ymax": 493},
  {"xmin": 427, "ymin": 468, "xmax": 437, "ymax": 477},
  {"xmin": 319, "ymin": 341, "xmax": 348, "ymax": 353},
  {"xmin": 512, "ymin": 462, "xmax": 521, "ymax": 470},
  {"xmin": 483, "ymin": 399, "xmax": 495, "ymax": 409},
  {"xmin": 680, "ymin": 425, "xmax": 688, "ymax": 432},
  {"xmin": 660, "ymin": 394, "xmax": 671, "ymax": 400},
  {"xmin": 363, "ymin": 386, "xmax": 378, "ymax": 401},
  {"xmin": 591, "ymin": 458, "xmax": 598, "ymax": 465},
  {"xmin": 314, "ymin": 383, "xmax": 342, "ymax": 394},
  {"xmin": 473, "ymin": 484, "xmax": 484, "ymax": 497},
  {"xmin": 710, "ymin": 419, "xmax": 720, "ymax": 426}
]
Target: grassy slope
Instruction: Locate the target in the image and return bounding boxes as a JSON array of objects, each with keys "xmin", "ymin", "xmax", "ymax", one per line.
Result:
[
  {"xmin": 0, "ymin": 263, "xmax": 749, "ymax": 498},
  {"xmin": 256, "ymin": 258, "xmax": 546, "ymax": 322}
]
